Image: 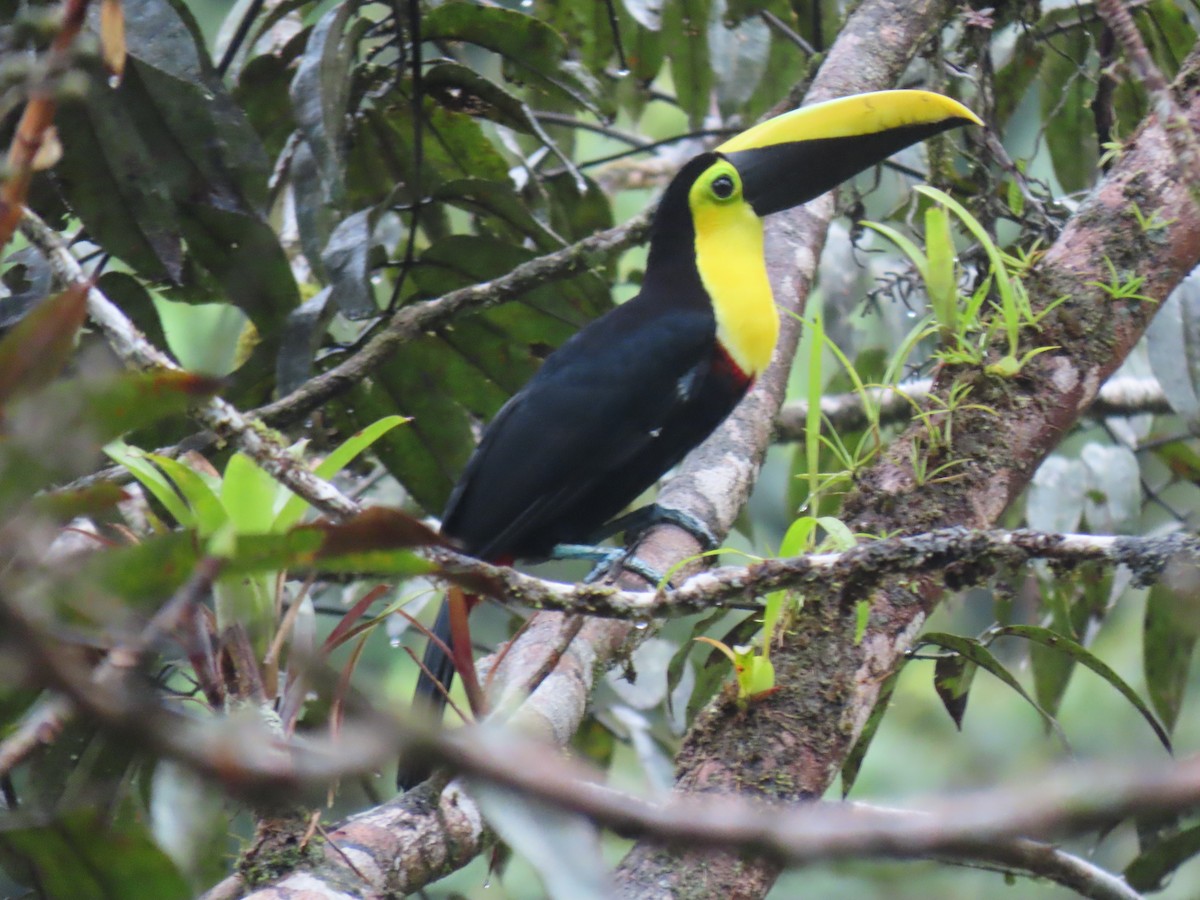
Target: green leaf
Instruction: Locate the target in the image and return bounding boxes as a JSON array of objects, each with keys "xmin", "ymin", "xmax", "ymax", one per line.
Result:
[
  {"xmin": 1038, "ymin": 20, "xmax": 1098, "ymax": 194},
  {"xmin": 708, "ymin": 0, "xmax": 770, "ymax": 119},
  {"xmin": 423, "ymin": 2, "xmax": 604, "ymax": 114},
  {"xmin": 853, "ymin": 599, "xmax": 870, "ymax": 645},
  {"xmin": 424, "ymin": 62, "xmax": 534, "ymax": 134},
  {"xmin": 0, "ymin": 809, "xmax": 189, "ymax": 900},
  {"xmin": 322, "ymin": 208, "xmax": 379, "ymax": 319},
  {"xmin": 919, "ymin": 632, "xmax": 1067, "ymax": 744},
  {"xmin": 842, "ymin": 666, "xmax": 903, "ymax": 796},
  {"xmin": 220, "ymin": 452, "xmax": 279, "ymax": 534},
  {"xmin": 664, "ymin": 0, "xmax": 712, "ymax": 127},
  {"xmin": 435, "ymin": 179, "xmax": 565, "ymax": 252},
  {"xmin": 148, "ymin": 454, "xmax": 228, "ymax": 536},
  {"xmin": 933, "ymin": 652, "xmax": 976, "ymax": 730},
  {"xmin": 106, "ymin": 440, "xmax": 195, "ymax": 526},
  {"xmin": 1126, "ymin": 821, "xmax": 1200, "ymax": 892},
  {"xmin": 55, "ymin": 88, "xmax": 184, "ymax": 281},
  {"xmin": 272, "ymin": 415, "xmax": 408, "ymax": 531},
  {"xmin": 1144, "ymin": 582, "xmax": 1200, "ymax": 735},
  {"xmin": 289, "ymin": 1, "xmax": 357, "ymax": 206},
  {"xmin": 80, "ymin": 530, "xmax": 200, "ymax": 607},
  {"xmin": 924, "ymin": 205, "xmax": 956, "ymax": 339}
]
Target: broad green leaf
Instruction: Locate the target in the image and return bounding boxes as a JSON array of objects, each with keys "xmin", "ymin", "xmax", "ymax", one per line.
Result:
[
  {"xmin": 0, "ymin": 809, "xmax": 189, "ymax": 900},
  {"xmin": 435, "ymin": 179, "xmax": 565, "ymax": 252},
  {"xmin": 423, "ymin": 2, "xmax": 604, "ymax": 114},
  {"xmin": 1038, "ymin": 20, "xmax": 1098, "ymax": 194},
  {"xmin": 148, "ymin": 453, "xmax": 228, "ymax": 536},
  {"xmin": 55, "ymin": 89, "xmax": 183, "ymax": 281},
  {"xmin": 220, "ymin": 452, "xmax": 279, "ymax": 534},
  {"xmin": 997, "ymin": 624, "xmax": 1171, "ymax": 752},
  {"xmin": 322, "ymin": 208, "xmax": 378, "ymax": 319},
  {"xmin": 741, "ymin": 1, "xmax": 808, "ymax": 123},
  {"xmin": 80, "ymin": 530, "xmax": 200, "ymax": 606},
  {"xmin": 96, "ymin": 271, "xmax": 169, "ymax": 355},
  {"xmin": 708, "ymin": 0, "xmax": 769, "ymax": 119},
  {"xmin": 1144, "ymin": 582, "xmax": 1200, "ymax": 735},
  {"xmin": 664, "ymin": 0, "xmax": 712, "ymax": 127},
  {"xmin": 424, "ymin": 62, "xmax": 534, "ymax": 134},
  {"xmin": 348, "ymin": 95, "xmax": 510, "ymax": 209},
  {"xmin": 924, "ymin": 205, "xmax": 956, "ymax": 339},
  {"xmin": 289, "ymin": 1, "xmax": 357, "ymax": 206},
  {"xmin": 106, "ymin": 440, "xmax": 195, "ymax": 526},
  {"xmin": 273, "ymin": 415, "xmax": 409, "ymax": 531},
  {"xmin": 1030, "ymin": 576, "xmax": 1079, "ymax": 719}
]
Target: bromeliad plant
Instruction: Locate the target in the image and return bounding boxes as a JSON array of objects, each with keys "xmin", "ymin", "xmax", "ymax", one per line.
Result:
[
  {"xmin": 864, "ymin": 185, "xmax": 1068, "ymax": 377},
  {"xmin": 106, "ymin": 416, "xmax": 406, "ymax": 659}
]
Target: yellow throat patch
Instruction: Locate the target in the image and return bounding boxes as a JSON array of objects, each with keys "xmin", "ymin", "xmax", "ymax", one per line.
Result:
[{"xmin": 688, "ymin": 160, "xmax": 779, "ymax": 377}]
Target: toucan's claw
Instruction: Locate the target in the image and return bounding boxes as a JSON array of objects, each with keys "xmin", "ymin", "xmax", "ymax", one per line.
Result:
[
  {"xmin": 550, "ymin": 543, "xmax": 673, "ymax": 587},
  {"xmin": 598, "ymin": 503, "xmax": 720, "ymax": 552}
]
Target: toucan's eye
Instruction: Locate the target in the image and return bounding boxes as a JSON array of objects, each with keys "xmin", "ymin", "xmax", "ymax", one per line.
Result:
[{"xmin": 711, "ymin": 173, "xmax": 735, "ymax": 200}]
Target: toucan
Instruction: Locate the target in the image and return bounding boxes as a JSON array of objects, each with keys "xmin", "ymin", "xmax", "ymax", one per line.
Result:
[{"xmin": 397, "ymin": 90, "xmax": 980, "ymax": 789}]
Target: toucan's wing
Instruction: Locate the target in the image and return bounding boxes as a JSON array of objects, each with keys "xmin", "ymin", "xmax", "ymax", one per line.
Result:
[{"xmin": 441, "ymin": 295, "xmax": 717, "ymax": 560}]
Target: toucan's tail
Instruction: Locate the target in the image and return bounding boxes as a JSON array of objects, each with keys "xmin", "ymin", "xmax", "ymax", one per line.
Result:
[{"xmin": 396, "ymin": 598, "xmax": 458, "ymax": 790}]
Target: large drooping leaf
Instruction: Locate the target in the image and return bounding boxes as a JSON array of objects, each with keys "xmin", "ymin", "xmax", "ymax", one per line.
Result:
[
  {"xmin": 1147, "ymin": 269, "xmax": 1200, "ymax": 429},
  {"xmin": 918, "ymin": 633, "xmax": 1067, "ymax": 744},
  {"xmin": 0, "ymin": 809, "xmax": 189, "ymax": 900},
  {"xmin": 54, "ymin": 0, "xmax": 295, "ymax": 351},
  {"xmin": 664, "ymin": 0, "xmax": 713, "ymax": 128},
  {"xmin": 423, "ymin": 62, "xmax": 535, "ymax": 135},
  {"xmin": 708, "ymin": 0, "xmax": 770, "ymax": 120},
  {"xmin": 55, "ymin": 88, "xmax": 184, "ymax": 281},
  {"xmin": 342, "ymin": 234, "xmax": 611, "ymax": 512},
  {"xmin": 289, "ymin": 1, "xmax": 368, "ymax": 213},
  {"xmin": 1144, "ymin": 576, "xmax": 1200, "ymax": 735},
  {"xmin": 423, "ymin": 2, "xmax": 606, "ymax": 115},
  {"xmin": 841, "ymin": 665, "xmax": 903, "ymax": 796},
  {"xmin": 321, "ymin": 208, "xmax": 379, "ymax": 319},
  {"xmin": 1038, "ymin": 19, "xmax": 1098, "ymax": 194},
  {"xmin": 346, "ymin": 93, "xmax": 511, "ymax": 210},
  {"xmin": 998, "ymin": 624, "xmax": 1170, "ymax": 752},
  {"xmin": 1126, "ymin": 821, "xmax": 1200, "ymax": 892}
]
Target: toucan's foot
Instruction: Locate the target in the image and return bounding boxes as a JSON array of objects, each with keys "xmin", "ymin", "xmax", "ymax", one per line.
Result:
[
  {"xmin": 597, "ymin": 503, "xmax": 720, "ymax": 552},
  {"xmin": 550, "ymin": 543, "xmax": 671, "ymax": 587}
]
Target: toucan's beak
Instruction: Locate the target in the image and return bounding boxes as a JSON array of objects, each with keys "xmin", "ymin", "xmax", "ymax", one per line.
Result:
[{"xmin": 718, "ymin": 90, "xmax": 982, "ymax": 217}]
